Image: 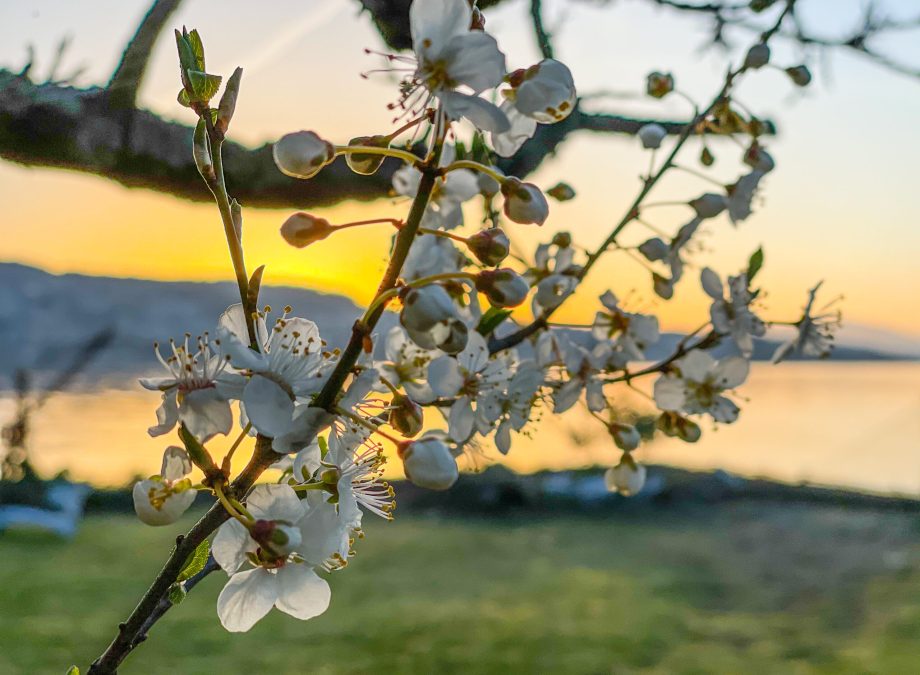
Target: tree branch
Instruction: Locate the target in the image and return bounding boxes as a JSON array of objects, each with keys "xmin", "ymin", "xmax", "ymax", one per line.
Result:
[
  {"xmin": 88, "ymin": 436, "xmax": 278, "ymax": 674},
  {"xmin": 530, "ymin": 0, "xmax": 554, "ymax": 59},
  {"xmin": 106, "ymin": 0, "xmax": 183, "ymax": 110}
]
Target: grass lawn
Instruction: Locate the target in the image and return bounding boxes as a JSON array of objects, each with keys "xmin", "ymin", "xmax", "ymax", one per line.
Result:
[{"xmin": 3, "ymin": 502, "xmax": 920, "ymax": 674}]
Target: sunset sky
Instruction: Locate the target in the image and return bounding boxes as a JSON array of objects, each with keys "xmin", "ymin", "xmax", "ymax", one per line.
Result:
[{"xmin": 1, "ymin": 0, "xmax": 919, "ymax": 337}]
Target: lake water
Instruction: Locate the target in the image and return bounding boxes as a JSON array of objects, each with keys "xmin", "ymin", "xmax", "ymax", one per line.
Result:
[{"xmin": 2, "ymin": 362, "xmax": 919, "ymax": 495}]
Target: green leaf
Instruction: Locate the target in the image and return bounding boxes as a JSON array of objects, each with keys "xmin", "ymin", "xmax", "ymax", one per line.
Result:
[
  {"xmin": 186, "ymin": 70, "xmax": 223, "ymax": 103},
  {"xmin": 247, "ymin": 264, "xmax": 265, "ymax": 312},
  {"xmin": 477, "ymin": 307, "xmax": 512, "ymax": 336},
  {"xmin": 746, "ymin": 246, "xmax": 764, "ymax": 283},
  {"xmin": 177, "ymin": 539, "xmax": 210, "ymax": 583},
  {"xmin": 175, "ymin": 29, "xmax": 197, "ymax": 72},
  {"xmin": 177, "ymin": 88, "xmax": 192, "ymax": 108},
  {"xmin": 187, "ymin": 29, "xmax": 206, "ymax": 71},
  {"xmin": 168, "ymin": 582, "xmax": 187, "ymax": 606},
  {"xmin": 66, "ymin": 667, "xmax": 80, "ymax": 675}
]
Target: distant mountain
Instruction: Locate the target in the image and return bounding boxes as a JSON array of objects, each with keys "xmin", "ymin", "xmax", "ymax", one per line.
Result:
[
  {"xmin": 0, "ymin": 263, "xmax": 915, "ymax": 388},
  {"xmin": 0, "ymin": 262, "xmax": 366, "ymax": 387}
]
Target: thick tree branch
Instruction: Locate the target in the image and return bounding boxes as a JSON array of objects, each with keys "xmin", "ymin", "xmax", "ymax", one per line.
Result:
[
  {"xmin": 107, "ymin": 0, "xmax": 183, "ymax": 110},
  {"xmin": 0, "ymin": 70, "xmax": 401, "ymax": 208}
]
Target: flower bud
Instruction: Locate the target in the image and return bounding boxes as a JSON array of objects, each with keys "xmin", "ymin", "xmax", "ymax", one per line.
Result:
[
  {"xmin": 700, "ymin": 146, "xmax": 715, "ymax": 166},
  {"xmin": 345, "ymin": 135, "xmax": 390, "ymax": 175},
  {"xmin": 638, "ymin": 123, "xmax": 667, "ymax": 150},
  {"xmin": 280, "ymin": 212, "xmax": 335, "ymax": 248},
  {"xmin": 604, "ymin": 455, "xmax": 646, "ymax": 496},
  {"xmin": 133, "ymin": 477, "xmax": 196, "ymax": 526},
  {"xmin": 439, "ymin": 321, "xmax": 470, "ymax": 355},
  {"xmin": 400, "ymin": 284, "xmax": 459, "ymax": 332},
  {"xmin": 610, "ymin": 423, "xmax": 641, "ymax": 451},
  {"xmin": 652, "ymin": 272, "xmax": 674, "ymax": 300},
  {"xmin": 744, "ymin": 43, "xmax": 771, "ymax": 70},
  {"xmin": 273, "ymin": 130, "xmax": 335, "ymax": 179},
  {"xmin": 501, "ymin": 177, "xmax": 549, "ymax": 225},
  {"xmin": 744, "ymin": 144, "xmax": 775, "ymax": 172},
  {"xmin": 390, "ymin": 394, "xmax": 424, "ymax": 438},
  {"xmin": 398, "ymin": 437, "xmax": 459, "ymax": 490},
  {"xmin": 507, "ymin": 59, "xmax": 576, "ymax": 123},
  {"xmin": 546, "ymin": 182, "xmax": 576, "ymax": 202},
  {"xmin": 646, "ymin": 71, "xmax": 674, "ymax": 98},
  {"xmin": 785, "ymin": 65, "xmax": 812, "ymax": 87},
  {"xmin": 689, "ymin": 193, "xmax": 728, "ymax": 219},
  {"xmin": 467, "ymin": 228, "xmax": 510, "ymax": 266},
  {"xmin": 638, "ymin": 237, "xmax": 669, "ymax": 262},
  {"xmin": 476, "ymin": 268, "xmax": 530, "ymax": 308},
  {"xmin": 478, "ymin": 171, "xmax": 502, "ymax": 197},
  {"xmin": 552, "ymin": 231, "xmax": 572, "ymax": 248},
  {"xmin": 656, "ymin": 412, "xmax": 701, "ymax": 442}
]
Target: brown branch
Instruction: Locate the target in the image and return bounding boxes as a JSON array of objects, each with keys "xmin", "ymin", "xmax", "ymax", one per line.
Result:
[
  {"xmin": 0, "ymin": 70, "xmax": 402, "ymax": 208},
  {"xmin": 106, "ymin": 0, "xmax": 183, "ymax": 110},
  {"xmin": 88, "ymin": 436, "xmax": 278, "ymax": 674},
  {"xmin": 530, "ymin": 0, "xmax": 555, "ymax": 59}
]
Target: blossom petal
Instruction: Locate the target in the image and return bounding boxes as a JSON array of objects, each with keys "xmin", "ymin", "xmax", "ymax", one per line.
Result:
[
  {"xmin": 441, "ymin": 31, "xmax": 506, "ymax": 93},
  {"xmin": 439, "ymin": 90, "xmax": 511, "ymax": 134},
  {"xmin": 275, "ymin": 565, "xmax": 332, "ymax": 621},
  {"xmin": 212, "ymin": 519, "xmax": 254, "ymax": 574},
  {"xmin": 653, "ymin": 375, "xmax": 686, "ymax": 411},
  {"xmin": 411, "ymin": 0, "xmax": 471, "ymax": 61},
  {"xmin": 160, "ymin": 445, "xmax": 192, "ymax": 481},
  {"xmin": 242, "ymin": 375, "xmax": 294, "ymax": 438},
  {"xmin": 714, "ymin": 356, "xmax": 750, "ymax": 389},
  {"xmin": 246, "ymin": 484, "xmax": 305, "ymax": 523},
  {"xmin": 457, "ymin": 330, "xmax": 489, "ymax": 374},
  {"xmin": 148, "ymin": 391, "xmax": 178, "ymax": 437},
  {"xmin": 553, "ymin": 378, "xmax": 583, "ymax": 414},
  {"xmin": 217, "ymin": 568, "xmax": 279, "ymax": 633},
  {"xmin": 700, "ymin": 268, "xmax": 724, "ymax": 300},
  {"xmin": 180, "ymin": 388, "xmax": 233, "ymax": 442},
  {"xmin": 448, "ymin": 396, "xmax": 475, "ymax": 441},
  {"xmin": 677, "ymin": 350, "xmax": 716, "ymax": 382},
  {"xmin": 491, "ymin": 99, "xmax": 538, "ymax": 157},
  {"xmin": 427, "ymin": 356, "xmax": 464, "ymax": 397}
]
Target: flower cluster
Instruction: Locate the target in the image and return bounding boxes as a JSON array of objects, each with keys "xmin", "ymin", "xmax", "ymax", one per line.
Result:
[{"xmin": 123, "ymin": 0, "xmax": 840, "ymax": 647}]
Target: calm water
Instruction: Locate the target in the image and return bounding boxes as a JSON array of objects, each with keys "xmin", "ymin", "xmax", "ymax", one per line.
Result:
[{"xmin": 2, "ymin": 363, "xmax": 919, "ymax": 494}]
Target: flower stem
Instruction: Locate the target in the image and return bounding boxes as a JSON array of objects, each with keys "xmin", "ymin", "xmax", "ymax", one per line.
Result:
[
  {"xmin": 443, "ymin": 159, "xmax": 505, "ymax": 183},
  {"xmin": 203, "ymin": 114, "xmax": 257, "ymax": 347},
  {"xmin": 333, "ymin": 144, "xmax": 422, "ymax": 165},
  {"xmin": 311, "ymin": 132, "xmax": 446, "ymax": 412}
]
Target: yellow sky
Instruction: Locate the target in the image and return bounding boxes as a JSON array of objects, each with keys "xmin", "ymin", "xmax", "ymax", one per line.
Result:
[{"xmin": 1, "ymin": 0, "xmax": 919, "ymax": 336}]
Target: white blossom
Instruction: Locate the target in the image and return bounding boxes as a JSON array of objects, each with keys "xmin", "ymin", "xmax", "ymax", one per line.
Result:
[
  {"xmin": 772, "ymin": 283, "xmax": 840, "ymax": 363},
  {"xmin": 407, "ymin": 0, "xmax": 509, "ymax": 132},
  {"xmin": 217, "ymin": 304, "xmax": 336, "ymax": 452},
  {"xmin": 213, "ymin": 485, "xmax": 333, "ymax": 633},
  {"xmin": 605, "ymin": 456, "xmax": 646, "ymax": 496},
  {"xmin": 140, "ymin": 333, "xmax": 233, "ymax": 443},
  {"xmin": 700, "ymin": 268, "xmax": 765, "ymax": 358},
  {"xmin": 132, "ymin": 446, "xmax": 197, "ymax": 526},
  {"xmin": 638, "ymin": 123, "xmax": 667, "ymax": 149},
  {"xmin": 591, "ymin": 291, "xmax": 660, "ymax": 364},
  {"xmin": 427, "ymin": 332, "xmax": 516, "ymax": 442},
  {"xmin": 653, "ymin": 351, "xmax": 750, "ymax": 423}
]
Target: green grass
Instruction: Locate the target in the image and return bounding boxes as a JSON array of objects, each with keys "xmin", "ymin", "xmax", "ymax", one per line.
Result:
[{"xmin": 3, "ymin": 503, "xmax": 920, "ymax": 674}]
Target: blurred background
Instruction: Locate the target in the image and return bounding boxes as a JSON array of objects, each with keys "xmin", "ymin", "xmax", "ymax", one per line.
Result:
[{"xmin": 0, "ymin": 0, "xmax": 919, "ymax": 672}]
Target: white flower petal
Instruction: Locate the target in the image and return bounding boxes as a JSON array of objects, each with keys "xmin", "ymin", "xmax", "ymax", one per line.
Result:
[
  {"xmin": 217, "ymin": 567, "xmax": 279, "ymax": 633},
  {"xmin": 275, "ymin": 565, "xmax": 332, "ymax": 621},
  {"xmin": 160, "ymin": 446, "xmax": 192, "ymax": 482},
  {"xmin": 491, "ymin": 99, "xmax": 538, "ymax": 157},
  {"xmin": 246, "ymin": 484, "xmax": 305, "ymax": 523},
  {"xmin": 653, "ymin": 375, "xmax": 686, "ymax": 411},
  {"xmin": 439, "ymin": 90, "xmax": 510, "ymax": 134},
  {"xmin": 448, "ymin": 396, "xmax": 475, "ymax": 442},
  {"xmin": 700, "ymin": 268, "xmax": 724, "ymax": 300},
  {"xmin": 180, "ymin": 388, "xmax": 233, "ymax": 442},
  {"xmin": 148, "ymin": 391, "xmax": 178, "ymax": 437},
  {"xmin": 212, "ymin": 518, "xmax": 255, "ymax": 574},
  {"xmin": 411, "ymin": 0, "xmax": 471, "ymax": 61},
  {"xmin": 714, "ymin": 356, "xmax": 750, "ymax": 389},
  {"xmin": 242, "ymin": 375, "xmax": 294, "ymax": 438},
  {"xmin": 427, "ymin": 356, "xmax": 464, "ymax": 398},
  {"xmin": 441, "ymin": 31, "xmax": 506, "ymax": 93}
]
